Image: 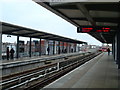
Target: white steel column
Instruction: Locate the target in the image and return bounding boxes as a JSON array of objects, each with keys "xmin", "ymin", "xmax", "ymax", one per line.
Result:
[{"xmin": 0, "ymin": 23, "xmax": 2, "ymax": 87}]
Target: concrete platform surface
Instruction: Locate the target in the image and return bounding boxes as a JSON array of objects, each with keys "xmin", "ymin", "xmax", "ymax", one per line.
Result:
[
  {"xmin": 43, "ymin": 53, "xmax": 119, "ymax": 88},
  {"xmin": 1, "ymin": 52, "xmax": 84, "ymax": 65}
]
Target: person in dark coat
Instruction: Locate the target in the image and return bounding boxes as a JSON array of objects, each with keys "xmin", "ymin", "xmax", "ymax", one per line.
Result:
[
  {"xmin": 6, "ymin": 47, "xmax": 9, "ymax": 60},
  {"xmin": 107, "ymin": 48, "xmax": 110, "ymax": 55},
  {"xmin": 71, "ymin": 48, "xmax": 73, "ymax": 53},
  {"xmin": 47, "ymin": 47, "xmax": 50, "ymax": 55},
  {"xmin": 10, "ymin": 48, "xmax": 15, "ymax": 59},
  {"xmin": 58, "ymin": 47, "xmax": 61, "ymax": 54},
  {"xmin": 64, "ymin": 48, "xmax": 67, "ymax": 53}
]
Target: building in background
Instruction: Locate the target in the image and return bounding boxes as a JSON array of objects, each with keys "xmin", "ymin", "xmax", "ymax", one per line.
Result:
[{"xmin": 2, "ymin": 40, "xmax": 83, "ymax": 59}]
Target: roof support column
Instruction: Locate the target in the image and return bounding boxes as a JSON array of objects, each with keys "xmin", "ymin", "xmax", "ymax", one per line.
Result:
[
  {"xmin": 69, "ymin": 43, "xmax": 71, "ymax": 53},
  {"xmin": 78, "ymin": 44, "xmax": 80, "ymax": 52},
  {"xmin": 112, "ymin": 40, "xmax": 114, "ymax": 55},
  {"xmin": 112, "ymin": 38, "xmax": 115, "ymax": 60},
  {"xmin": 68, "ymin": 43, "xmax": 70, "ymax": 53},
  {"xmin": 67, "ymin": 43, "xmax": 69, "ymax": 53},
  {"xmin": 0, "ymin": 28, "xmax": 2, "ymax": 89},
  {"xmin": 47, "ymin": 40, "xmax": 50, "ymax": 55},
  {"xmin": 74, "ymin": 43, "xmax": 77, "ymax": 52},
  {"xmin": 62, "ymin": 42, "xmax": 64, "ymax": 53},
  {"xmin": 39, "ymin": 39, "xmax": 41, "ymax": 56},
  {"xmin": 0, "ymin": 32, "xmax": 2, "ymax": 60},
  {"xmin": 29, "ymin": 37, "xmax": 32, "ymax": 57},
  {"xmin": 117, "ymin": 24, "xmax": 120, "ymax": 69},
  {"xmin": 114, "ymin": 35, "xmax": 117, "ymax": 62},
  {"xmin": 76, "ymin": 44, "xmax": 78, "ymax": 52},
  {"xmin": 53, "ymin": 41, "xmax": 55, "ymax": 55},
  {"xmin": 54, "ymin": 41, "xmax": 57, "ymax": 54},
  {"xmin": 58, "ymin": 41, "xmax": 60, "ymax": 54},
  {"xmin": 16, "ymin": 36, "xmax": 19, "ymax": 59},
  {"xmin": 78, "ymin": 44, "xmax": 79, "ymax": 52}
]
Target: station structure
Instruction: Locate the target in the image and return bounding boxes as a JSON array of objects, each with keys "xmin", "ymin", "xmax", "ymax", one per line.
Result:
[
  {"xmin": 0, "ymin": 22, "xmax": 86, "ymax": 60},
  {"xmin": 34, "ymin": 1, "xmax": 120, "ymax": 69},
  {"xmin": 0, "ymin": 1, "xmax": 120, "ymax": 89}
]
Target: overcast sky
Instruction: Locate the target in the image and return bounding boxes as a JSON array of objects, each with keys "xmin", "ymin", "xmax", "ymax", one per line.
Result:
[{"xmin": 0, "ymin": 0, "xmax": 102, "ymax": 45}]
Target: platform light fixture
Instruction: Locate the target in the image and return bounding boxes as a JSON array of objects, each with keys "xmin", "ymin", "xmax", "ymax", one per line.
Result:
[{"xmin": 7, "ymin": 35, "xmax": 11, "ymax": 37}]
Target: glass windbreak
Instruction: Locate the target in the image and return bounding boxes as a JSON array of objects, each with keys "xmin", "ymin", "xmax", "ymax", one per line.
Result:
[
  {"xmin": 31, "ymin": 38, "xmax": 40, "ymax": 57},
  {"xmin": 19, "ymin": 36, "xmax": 30, "ymax": 58}
]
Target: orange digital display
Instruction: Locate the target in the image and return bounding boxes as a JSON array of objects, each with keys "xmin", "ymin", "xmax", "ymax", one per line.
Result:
[{"xmin": 77, "ymin": 26, "xmax": 111, "ymax": 33}]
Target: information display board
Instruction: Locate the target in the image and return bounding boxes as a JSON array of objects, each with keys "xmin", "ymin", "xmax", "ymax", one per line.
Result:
[{"xmin": 77, "ymin": 26, "xmax": 112, "ymax": 33}]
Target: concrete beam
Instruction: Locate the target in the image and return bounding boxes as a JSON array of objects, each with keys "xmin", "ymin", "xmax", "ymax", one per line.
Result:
[
  {"xmin": 76, "ymin": 3, "xmax": 96, "ymax": 26},
  {"xmin": 70, "ymin": 17, "xmax": 119, "ymax": 23},
  {"xmin": 100, "ymin": 33, "xmax": 107, "ymax": 43},
  {"xmin": 34, "ymin": 0, "xmax": 120, "ymax": 3},
  {"xmin": 35, "ymin": 2, "xmax": 80, "ymax": 27}
]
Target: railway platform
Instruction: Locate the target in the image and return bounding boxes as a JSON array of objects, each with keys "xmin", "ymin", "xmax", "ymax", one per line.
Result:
[
  {"xmin": 43, "ymin": 52, "xmax": 120, "ymax": 88},
  {"xmin": 1, "ymin": 52, "xmax": 85, "ymax": 64},
  {"xmin": 1, "ymin": 52, "xmax": 88, "ymax": 76}
]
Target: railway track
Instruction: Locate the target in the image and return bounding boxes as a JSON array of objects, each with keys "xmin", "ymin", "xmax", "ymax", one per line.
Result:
[{"xmin": 0, "ymin": 52, "xmax": 102, "ymax": 90}]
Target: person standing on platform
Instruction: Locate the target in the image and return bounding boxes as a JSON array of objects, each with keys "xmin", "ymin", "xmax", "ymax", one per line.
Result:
[
  {"xmin": 10, "ymin": 48, "xmax": 15, "ymax": 59},
  {"xmin": 65, "ymin": 48, "xmax": 67, "ymax": 53},
  {"xmin": 107, "ymin": 48, "xmax": 110, "ymax": 55},
  {"xmin": 47, "ymin": 47, "xmax": 50, "ymax": 55},
  {"xmin": 6, "ymin": 47, "xmax": 9, "ymax": 60},
  {"xmin": 71, "ymin": 48, "xmax": 73, "ymax": 53},
  {"xmin": 58, "ymin": 47, "xmax": 60, "ymax": 54}
]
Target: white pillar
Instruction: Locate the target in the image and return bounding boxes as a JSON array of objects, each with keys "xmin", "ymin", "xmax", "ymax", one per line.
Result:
[
  {"xmin": 0, "ymin": 23, "xmax": 2, "ymax": 88},
  {"xmin": 54, "ymin": 41, "xmax": 56, "ymax": 54},
  {"xmin": 115, "ymin": 35, "xmax": 117, "ymax": 61},
  {"xmin": 45, "ymin": 40, "xmax": 49, "ymax": 55}
]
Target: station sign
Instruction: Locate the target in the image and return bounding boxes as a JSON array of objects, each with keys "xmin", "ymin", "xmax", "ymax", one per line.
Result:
[{"xmin": 77, "ymin": 26, "xmax": 113, "ymax": 33}]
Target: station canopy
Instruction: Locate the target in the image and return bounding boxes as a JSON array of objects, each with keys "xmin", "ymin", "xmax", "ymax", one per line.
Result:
[
  {"xmin": 1, "ymin": 22, "xmax": 86, "ymax": 44},
  {"xmin": 33, "ymin": 1, "xmax": 120, "ymax": 44}
]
